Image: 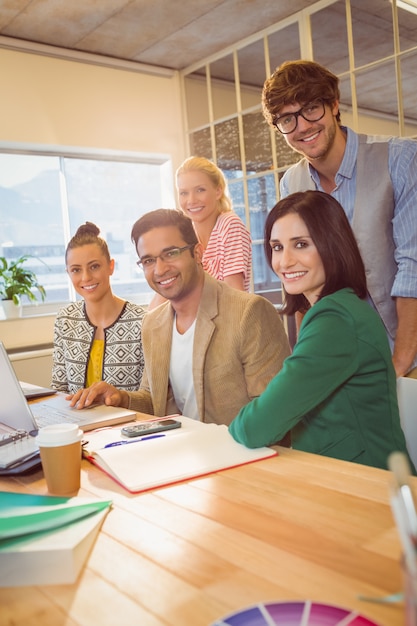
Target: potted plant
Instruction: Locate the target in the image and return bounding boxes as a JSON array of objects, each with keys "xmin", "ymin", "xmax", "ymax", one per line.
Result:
[{"xmin": 0, "ymin": 255, "xmax": 47, "ymax": 319}]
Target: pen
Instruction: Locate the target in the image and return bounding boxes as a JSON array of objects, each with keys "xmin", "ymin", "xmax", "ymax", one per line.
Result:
[{"xmin": 104, "ymin": 434, "xmax": 166, "ymax": 448}]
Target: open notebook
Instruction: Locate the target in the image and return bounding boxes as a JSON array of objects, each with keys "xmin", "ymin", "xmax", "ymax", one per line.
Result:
[{"xmin": 82, "ymin": 416, "xmax": 278, "ymax": 493}]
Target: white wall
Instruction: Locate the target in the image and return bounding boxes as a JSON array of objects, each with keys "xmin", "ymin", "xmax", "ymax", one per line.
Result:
[
  {"xmin": 9, "ymin": 349, "xmax": 53, "ymax": 387},
  {"xmin": 0, "ymin": 48, "xmax": 186, "ymax": 160},
  {"xmin": 0, "ymin": 315, "xmax": 56, "ymax": 384}
]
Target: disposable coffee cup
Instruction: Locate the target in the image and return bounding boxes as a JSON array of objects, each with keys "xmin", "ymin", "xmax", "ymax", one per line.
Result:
[{"xmin": 36, "ymin": 424, "xmax": 83, "ymax": 496}]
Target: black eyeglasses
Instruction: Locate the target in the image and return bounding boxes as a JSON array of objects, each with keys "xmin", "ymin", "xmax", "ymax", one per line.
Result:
[
  {"xmin": 136, "ymin": 244, "xmax": 195, "ymax": 269},
  {"xmin": 273, "ymin": 100, "xmax": 326, "ymax": 134}
]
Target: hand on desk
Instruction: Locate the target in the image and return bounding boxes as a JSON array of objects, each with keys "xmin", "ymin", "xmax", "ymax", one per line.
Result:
[{"xmin": 67, "ymin": 381, "xmax": 129, "ymax": 410}]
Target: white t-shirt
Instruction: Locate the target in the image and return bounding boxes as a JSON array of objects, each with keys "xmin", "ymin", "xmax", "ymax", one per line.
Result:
[{"xmin": 169, "ymin": 318, "xmax": 199, "ymax": 420}]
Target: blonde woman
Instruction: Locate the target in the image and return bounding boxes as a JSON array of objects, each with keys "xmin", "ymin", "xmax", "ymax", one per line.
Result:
[
  {"xmin": 177, "ymin": 156, "xmax": 252, "ymax": 291},
  {"xmin": 147, "ymin": 158, "xmax": 252, "ymax": 311}
]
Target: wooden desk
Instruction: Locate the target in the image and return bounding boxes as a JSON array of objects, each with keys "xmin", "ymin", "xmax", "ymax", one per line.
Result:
[{"xmin": 0, "ymin": 447, "xmax": 410, "ymax": 626}]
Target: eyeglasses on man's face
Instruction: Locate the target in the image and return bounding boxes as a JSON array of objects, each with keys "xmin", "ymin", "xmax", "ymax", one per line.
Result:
[
  {"xmin": 273, "ymin": 100, "xmax": 326, "ymax": 134},
  {"xmin": 136, "ymin": 244, "xmax": 195, "ymax": 269}
]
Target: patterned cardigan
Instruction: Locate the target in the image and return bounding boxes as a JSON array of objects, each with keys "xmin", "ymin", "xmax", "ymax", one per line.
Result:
[{"xmin": 51, "ymin": 300, "xmax": 146, "ymax": 394}]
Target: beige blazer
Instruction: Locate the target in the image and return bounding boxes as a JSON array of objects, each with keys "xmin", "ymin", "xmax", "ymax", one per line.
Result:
[{"xmin": 128, "ymin": 273, "xmax": 290, "ymax": 424}]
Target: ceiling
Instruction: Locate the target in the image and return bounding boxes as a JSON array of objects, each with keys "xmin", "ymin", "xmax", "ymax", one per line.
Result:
[
  {"xmin": 0, "ymin": 0, "xmax": 416, "ymax": 124},
  {"xmin": 0, "ymin": 0, "xmax": 313, "ymax": 71}
]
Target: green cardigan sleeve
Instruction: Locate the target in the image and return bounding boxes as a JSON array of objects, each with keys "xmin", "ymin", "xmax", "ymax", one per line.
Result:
[{"xmin": 228, "ymin": 294, "xmax": 361, "ymax": 447}]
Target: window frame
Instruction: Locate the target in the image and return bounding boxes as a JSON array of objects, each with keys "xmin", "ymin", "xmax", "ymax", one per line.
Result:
[{"xmin": 0, "ymin": 142, "xmax": 175, "ymax": 316}]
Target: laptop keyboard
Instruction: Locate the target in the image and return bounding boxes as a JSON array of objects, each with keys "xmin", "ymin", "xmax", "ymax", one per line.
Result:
[{"xmin": 32, "ymin": 404, "xmax": 83, "ymax": 428}]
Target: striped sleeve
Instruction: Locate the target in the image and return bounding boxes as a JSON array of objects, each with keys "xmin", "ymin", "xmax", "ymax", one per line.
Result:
[{"xmin": 202, "ymin": 212, "xmax": 252, "ymax": 291}]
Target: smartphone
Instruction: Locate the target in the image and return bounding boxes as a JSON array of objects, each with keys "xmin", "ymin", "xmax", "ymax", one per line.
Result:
[{"xmin": 121, "ymin": 419, "xmax": 182, "ymax": 438}]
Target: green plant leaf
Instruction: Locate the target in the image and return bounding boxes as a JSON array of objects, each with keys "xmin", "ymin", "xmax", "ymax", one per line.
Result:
[{"xmin": 0, "ymin": 255, "xmax": 48, "ymax": 304}]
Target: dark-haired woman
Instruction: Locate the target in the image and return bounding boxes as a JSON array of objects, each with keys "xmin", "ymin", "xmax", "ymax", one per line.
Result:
[
  {"xmin": 51, "ymin": 222, "xmax": 145, "ymax": 394},
  {"xmin": 229, "ymin": 191, "xmax": 413, "ymax": 471}
]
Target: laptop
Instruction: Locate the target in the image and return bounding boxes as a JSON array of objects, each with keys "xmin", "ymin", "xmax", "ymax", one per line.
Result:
[
  {"xmin": 0, "ymin": 341, "xmax": 137, "ymax": 434},
  {"xmin": 19, "ymin": 381, "xmax": 57, "ymax": 400}
]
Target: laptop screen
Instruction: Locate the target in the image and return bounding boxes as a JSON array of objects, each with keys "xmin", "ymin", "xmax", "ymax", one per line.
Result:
[{"xmin": 0, "ymin": 341, "xmax": 39, "ymax": 433}]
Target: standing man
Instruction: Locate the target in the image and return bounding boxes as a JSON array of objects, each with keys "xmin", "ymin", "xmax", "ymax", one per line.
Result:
[
  {"xmin": 262, "ymin": 59, "xmax": 417, "ymax": 377},
  {"xmin": 69, "ymin": 209, "xmax": 290, "ymax": 424}
]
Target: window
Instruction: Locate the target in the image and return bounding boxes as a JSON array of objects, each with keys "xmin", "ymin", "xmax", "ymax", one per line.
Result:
[
  {"xmin": 181, "ymin": 0, "xmax": 417, "ymax": 306},
  {"xmin": 0, "ymin": 149, "xmax": 175, "ymax": 310}
]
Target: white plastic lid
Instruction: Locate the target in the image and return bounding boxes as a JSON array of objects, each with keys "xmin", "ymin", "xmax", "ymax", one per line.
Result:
[{"xmin": 36, "ymin": 423, "xmax": 83, "ymax": 447}]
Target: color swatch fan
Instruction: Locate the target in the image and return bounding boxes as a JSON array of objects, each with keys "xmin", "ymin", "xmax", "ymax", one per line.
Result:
[{"xmin": 210, "ymin": 601, "xmax": 382, "ymax": 626}]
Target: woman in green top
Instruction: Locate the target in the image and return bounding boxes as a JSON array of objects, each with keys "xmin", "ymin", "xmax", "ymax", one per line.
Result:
[{"xmin": 229, "ymin": 190, "xmax": 413, "ymax": 471}]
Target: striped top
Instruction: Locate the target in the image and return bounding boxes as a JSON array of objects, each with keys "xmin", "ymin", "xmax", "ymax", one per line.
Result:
[{"xmin": 202, "ymin": 212, "xmax": 252, "ymax": 291}]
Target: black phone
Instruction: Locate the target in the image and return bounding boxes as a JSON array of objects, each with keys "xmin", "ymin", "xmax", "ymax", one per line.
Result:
[{"xmin": 121, "ymin": 419, "xmax": 182, "ymax": 438}]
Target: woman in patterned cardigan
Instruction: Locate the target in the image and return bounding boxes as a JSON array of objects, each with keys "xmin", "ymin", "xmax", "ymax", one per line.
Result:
[{"xmin": 51, "ymin": 222, "xmax": 145, "ymax": 394}]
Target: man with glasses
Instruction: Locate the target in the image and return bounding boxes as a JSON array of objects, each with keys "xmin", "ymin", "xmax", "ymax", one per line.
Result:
[
  {"xmin": 69, "ymin": 209, "xmax": 290, "ymax": 424},
  {"xmin": 262, "ymin": 59, "xmax": 417, "ymax": 378}
]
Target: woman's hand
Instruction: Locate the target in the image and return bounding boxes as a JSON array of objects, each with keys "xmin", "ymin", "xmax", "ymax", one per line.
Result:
[{"xmin": 66, "ymin": 381, "xmax": 129, "ymax": 409}]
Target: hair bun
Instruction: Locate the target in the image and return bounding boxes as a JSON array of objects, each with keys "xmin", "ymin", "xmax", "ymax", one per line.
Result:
[{"xmin": 75, "ymin": 221, "xmax": 100, "ymax": 237}]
